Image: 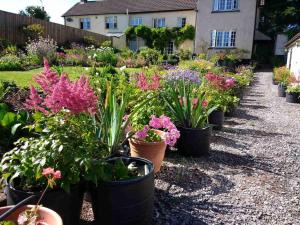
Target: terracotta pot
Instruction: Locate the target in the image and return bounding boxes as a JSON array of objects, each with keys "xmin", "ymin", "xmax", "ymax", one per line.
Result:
[
  {"xmin": 0, "ymin": 205, "xmax": 63, "ymax": 225},
  {"xmin": 129, "ymin": 130, "xmax": 166, "ymax": 173}
]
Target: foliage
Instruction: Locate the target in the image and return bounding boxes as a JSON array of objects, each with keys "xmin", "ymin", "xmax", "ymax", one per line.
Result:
[
  {"xmin": 139, "ymin": 47, "xmax": 163, "ymax": 65},
  {"xmin": 287, "ymin": 84, "xmax": 300, "ymax": 93},
  {"xmin": 101, "ymin": 40, "xmax": 112, "ymax": 48},
  {"xmin": 175, "ymin": 25, "xmax": 196, "ymax": 46},
  {"xmin": 19, "ymin": 6, "xmax": 50, "ymax": 21},
  {"xmin": 0, "ymin": 55, "xmax": 22, "ymax": 71},
  {"xmin": 22, "ymin": 24, "xmax": 44, "ymax": 40},
  {"xmin": 273, "ymin": 66, "xmax": 294, "ymax": 86},
  {"xmin": 88, "ymin": 46, "xmax": 117, "ymax": 66},
  {"xmin": 26, "ymin": 37, "xmax": 57, "ymax": 64},
  {"xmin": 83, "ymin": 36, "xmax": 99, "ymax": 47},
  {"xmin": 179, "ymin": 59, "xmax": 218, "ymax": 74},
  {"xmin": 161, "ymin": 69, "xmax": 216, "ymax": 128},
  {"xmin": 134, "ymin": 25, "xmax": 153, "ymax": 47},
  {"xmin": 178, "ymin": 49, "xmax": 193, "ymax": 60}
]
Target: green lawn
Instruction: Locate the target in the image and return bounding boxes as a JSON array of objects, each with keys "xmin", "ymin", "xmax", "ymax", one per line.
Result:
[{"xmin": 0, "ymin": 67, "xmax": 143, "ymax": 87}]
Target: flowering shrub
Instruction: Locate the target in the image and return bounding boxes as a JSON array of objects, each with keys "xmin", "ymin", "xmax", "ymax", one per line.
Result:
[
  {"xmin": 135, "ymin": 72, "xmax": 161, "ymax": 91},
  {"xmin": 273, "ymin": 66, "xmax": 294, "ymax": 86},
  {"xmin": 165, "ymin": 69, "xmax": 200, "ymax": 84},
  {"xmin": 134, "ymin": 115, "xmax": 180, "ymax": 146},
  {"xmin": 205, "ymin": 72, "xmax": 236, "ymax": 91},
  {"xmin": 88, "ymin": 46, "xmax": 117, "ymax": 66},
  {"xmin": 26, "ymin": 37, "xmax": 57, "ymax": 64},
  {"xmin": 25, "ymin": 59, "xmax": 98, "ymax": 115},
  {"xmin": 0, "ymin": 54, "xmax": 22, "ymax": 71}
]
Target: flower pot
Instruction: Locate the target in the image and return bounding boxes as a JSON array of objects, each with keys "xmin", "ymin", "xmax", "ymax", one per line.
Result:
[
  {"xmin": 91, "ymin": 157, "xmax": 154, "ymax": 225},
  {"xmin": 0, "ymin": 205, "xmax": 63, "ymax": 225},
  {"xmin": 208, "ymin": 110, "xmax": 225, "ymax": 130},
  {"xmin": 176, "ymin": 126, "xmax": 212, "ymax": 157},
  {"xmin": 225, "ymin": 105, "xmax": 237, "ymax": 117},
  {"xmin": 286, "ymin": 92, "xmax": 299, "ymax": 103},
  {"xmin": 129, "ymin": 130, "xmax": 166, "ymax": 173},
  {"xmin": 5, "ymin": 183, "xmax": 84, "ymax": 225},
  {"xmin": 272, "ymin": 78, "xmax": 278, "ymax": 85},
  {"xmin": 278, "ymin": 84, "xmax": 287, "ymax": 97}
]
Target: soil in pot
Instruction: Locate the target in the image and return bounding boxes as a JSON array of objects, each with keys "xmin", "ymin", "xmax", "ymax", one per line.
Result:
[
  {"xmin": 176, "ymin": 126, "xmax": 212, "ymax": 157},
  {"xmin": 278, "ymin": 84, "xmax": 287, "ymax": 97},
  {"xmin": 0, "ymin": 205, "xmax": 63, "ymax": 225},
  {"xmin": 91, "ymin": 157, "xmax": 154, "ymax": 225},
  {"xmin": 208, "ymin": 110, "xmax": 225, "ymax": 130},
  {"xmin": 286, "ymin": 92, "xmax": 300, "ymax": 103},
  {"xmin": 129, "ymin": 130, "xmax": 166, "ymax": 173},
  {"xmin": 5, "ymin": 183, "xmax": 84, "ymax": 225}
]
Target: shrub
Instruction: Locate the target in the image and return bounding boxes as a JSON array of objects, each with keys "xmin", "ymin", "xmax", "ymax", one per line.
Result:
[
  {"xmin": 178, "ymin": 49, "xmax": 192, "ymax": 60},
  {"xmin": 26, "ymin": 36, "xmax": 57, "ymax": 64},
  {"xmin": 139, "ymin": 47, "xmax": 162, "ymax": 65},
  {"xmin": 101, "ymin": 40, "xmax": 112, "ymax": 48},
  {"xmin": 83, "ymin": 35, "xmax": 100, "ymax": 47},
  {"xmin": 22, "ymin": 23, "xmax": 44, "ymax": 40},
  {"xmin": 0, "ymin": 54, "xmax": 22, "ymax": 71},
  {"xmin": 89, "ymin": 46, "xmax": 117, "ymax": 66},
  {"xmin": 274, "ymin": 66, "xmax": 294, "ymax": 86}
]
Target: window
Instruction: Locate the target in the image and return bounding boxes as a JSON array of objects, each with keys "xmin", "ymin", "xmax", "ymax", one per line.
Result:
[
  {"xmin": 165, "ymin": 41, "xmax": 174, "ymax": 55},
  {"xmin": 213, "ymin": 0, "xmax": 238, "ymax": 11},
  {"xmin": 177, "ymin": 17, "xmax": 187, "ymax": 28},
  {"xmin": 105, "ymin": 16, "xmax": 117, "ymax": 29},
  {"xmin": 153, "ymin": 18, "xmax": 166, "ymax": 28},
  {"xmin": 211, "ymin": 30, "xmax": 236, "ymax": 48},
  {"xmin": 80, "ymin": 18, "xmax": 91, "ymax": 30},
  {"xmin": 260, "ymin": 0, "xmax": 265, "ymax": 6},
  {"xmin": 129, "ymin": 37, "xmax": 138, "ymax": 52},
  {"xmin": 130, "ymin": 17, "xmax": 143, "ymax": 26}
]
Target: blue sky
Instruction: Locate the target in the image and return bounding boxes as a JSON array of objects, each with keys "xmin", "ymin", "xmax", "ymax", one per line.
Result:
[{"xmin": 0, "ymin": 0, "xmax": 78, "ymax": 24}]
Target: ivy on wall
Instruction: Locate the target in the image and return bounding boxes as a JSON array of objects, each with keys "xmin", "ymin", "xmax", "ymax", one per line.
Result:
[{"xmin": 125, "ymin": 25, "xmax": 195, "ymax": 52}]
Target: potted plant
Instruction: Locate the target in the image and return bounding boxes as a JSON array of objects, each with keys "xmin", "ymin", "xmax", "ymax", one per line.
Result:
[
  {"xmin": 274, "ymin": 67, "xmax": 293, "ymax": 97},
  {"xmin": 161, "ymin": 69, "xmax": 217, "ymax": 156},
  {"xmin": 88, "ymin": 81, "xmax": 155, "ymax": 225},
  {"xmin": 286, "ymin": 84, "xmax": 300, "ymax": 103},
  {"xmin": 204, "ymin": 73, "xmax": 237, "ymax": 130},
  {"xmin": 0, "ymin": 168, "xmax": 63, "ymax": 225},
  {"xmin": 128, "ymin": 115, "xmax": 180, "ymax": 173},
  {"xmin": 0, "ymin": 60, "xmax": 102, "ymax": 225}
]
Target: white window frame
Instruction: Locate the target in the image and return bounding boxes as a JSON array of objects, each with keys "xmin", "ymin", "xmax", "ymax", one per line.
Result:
[
  {"xmin": 130, "ymin": 17, "xmax": 143, "ymax": 26},
  {"xmin": 211, "ymin": 30, "xmax": 236, "ymax": 48},
  {"xmin": 105, "ymin": 16, "xmax": 118, "ymax": 29},
  {"xmin": 153, "ymin": 18, "xmax": 166, "ymax": 28},
  {"xmin": 80, "ymin": 18, "xmax": 91, "ymax": 30},
  {"xmin": 177, "ymin": 17, "xmax": 187, "ymax": 28},
  {"xmin": 213, "ymin": 0, "xmax": 238, "ymax": 11},
  {"xmin": 165, "ymin": 41, "xmax": 174, "ymax": 55}
]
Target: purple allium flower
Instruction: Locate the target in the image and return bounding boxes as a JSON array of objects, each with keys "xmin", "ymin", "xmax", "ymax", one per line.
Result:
[{"xmin": 165, "ymin": 69, "xmax": 201, "ymax": 84}]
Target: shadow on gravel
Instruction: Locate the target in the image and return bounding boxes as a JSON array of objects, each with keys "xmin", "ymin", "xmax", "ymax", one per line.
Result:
[
  {"xmin": 240, "ymin": 104, "xmax": 268, "ymax": 110},
  {"xmin": 234, "ymin": 108, "xmax": 260, "ymax": 121},
  {"xmin": 221, "ymin": 127, "xmax": 285, "ymax": 137},
  {"xmin": 154, "ymin": 188, "xmax": 235, "ymax": 225},
  {"xmin": 212, "ymin": 134, "xmax": 248, "ymax": 150}
]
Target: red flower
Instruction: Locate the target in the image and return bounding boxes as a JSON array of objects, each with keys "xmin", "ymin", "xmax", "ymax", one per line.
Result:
[
  {"xmin": 202, "ymin": 100, "xmax": 208, "ymax": 108},
  {"xmin": 42, "ymin": 167, "xmax": 54, "ymax": 176}
]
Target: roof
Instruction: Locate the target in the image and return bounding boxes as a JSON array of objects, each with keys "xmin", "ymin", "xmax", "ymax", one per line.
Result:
[
  {"xmin": 254, "ymin": 30, "xmax": 271, "ymax": 41},
  {"xmin": 63, "ymin": 0, "xmax": 197, "ymax": 17},
  {"xmin": 285, "ymin": 32, "xmax": 300, "ymax": 48}
]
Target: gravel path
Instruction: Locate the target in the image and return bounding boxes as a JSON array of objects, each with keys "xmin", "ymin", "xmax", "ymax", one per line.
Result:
[{"xmin": 153, "ymin": 72, "xmax": 300, "ymax": 225}]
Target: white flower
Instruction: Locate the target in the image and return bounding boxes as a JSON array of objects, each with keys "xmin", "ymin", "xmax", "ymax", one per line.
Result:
[
  {"xmin": 85, "ymin": 67, "xmax": 89, "ymax": 71},
  {"xmin": 120, "ymin": 66, "xmax": 126, "ymax": 71}
]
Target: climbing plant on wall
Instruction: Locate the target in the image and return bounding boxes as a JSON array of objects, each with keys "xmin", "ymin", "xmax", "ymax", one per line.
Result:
[{"xmin": 125, "ymin": 24, "xmax": 195, "ymax": 52}]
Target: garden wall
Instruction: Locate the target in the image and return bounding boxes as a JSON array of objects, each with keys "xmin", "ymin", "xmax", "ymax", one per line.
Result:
[{"xmin": 0, "ymin": 10, "xmax": 111, "ymax": 45}]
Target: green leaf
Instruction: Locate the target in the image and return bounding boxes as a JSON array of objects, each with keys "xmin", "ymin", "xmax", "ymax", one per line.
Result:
[{"xmin": 1, "ymin": 112, "xmax": 16, "ymax": 127}]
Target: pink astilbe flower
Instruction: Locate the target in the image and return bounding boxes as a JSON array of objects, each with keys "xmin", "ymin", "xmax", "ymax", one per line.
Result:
[
  {"xmin": 25, "ymin": 59, "xmax": 98, "ymax": 115},
  {"xmin": 136, "ymin": 73, "xmax": 161, "ymax": 91},
  {"xmin": 137, "ymin": 72, "xmax": 148, "ymax": 91}
]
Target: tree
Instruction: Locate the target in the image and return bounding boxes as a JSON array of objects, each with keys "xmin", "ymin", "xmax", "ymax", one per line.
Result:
[
  {"xmin": 20, "ymin": 6, "xmax": 50, "ymax": 21},
  {"xmin": 260, "ymin": 0, "xmax": 300, "ymax": 39}
]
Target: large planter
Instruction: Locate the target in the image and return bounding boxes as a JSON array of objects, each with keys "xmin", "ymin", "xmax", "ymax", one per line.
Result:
[
  {"xmin": 0, "ymin": 205, "xmax": 63, "ymax": 225},
  {"xmin": 208, "ymin": 109, "xmax": 225, "ymax": 130},
  {"xmin": 177, "ymin": 126, "xmax": 212, "ymax": 157},
  {"xmin": 278, "ymin": 84, "xmax": 287, "ymax": 97},
  {"xmin": 225, "ymin": 105, "xmax": 237, "ymax": 117},
  {"xmin": 5, "ymin": 183, "xmax": 84, "ymax": 225},
  {"xmin": 286, "ymin": 92, "xmax": 300, "ymax": 103},
  {"xmin": 129, "ymin": 130, "xmax": 166, "ymax": 173},
  {"xmin": 91, "ymin": 157, "xmax": 154, "ymax": 225}
]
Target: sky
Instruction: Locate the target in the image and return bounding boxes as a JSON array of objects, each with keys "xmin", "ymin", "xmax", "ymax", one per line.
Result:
[{"xmin": 0, "ymin": 0, "xmax": 78, "ymax": 24}]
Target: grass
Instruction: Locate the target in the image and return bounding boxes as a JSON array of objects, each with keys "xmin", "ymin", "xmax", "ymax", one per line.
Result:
[{"xmin": 0, "ymin": 67, "xmax": 144, "ymax": 87}]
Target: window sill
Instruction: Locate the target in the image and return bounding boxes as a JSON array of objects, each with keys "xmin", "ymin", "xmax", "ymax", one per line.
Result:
[
  {"xmin": 211, "ymin": 9, "xmax": 240, "ymax": 13},
  {"xmin": 208, "ymin": 47, "xmax": 237, "ymax": 49}
]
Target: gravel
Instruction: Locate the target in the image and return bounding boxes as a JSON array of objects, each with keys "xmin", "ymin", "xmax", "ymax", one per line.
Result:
[{"xmin": 1, "ymin": 72, "xmax": 300, "ymax": 225}]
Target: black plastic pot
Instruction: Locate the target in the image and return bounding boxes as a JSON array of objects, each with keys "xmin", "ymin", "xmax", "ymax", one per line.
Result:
[
  {"xmin": 90, "ymin": 157, "xmax": 154, "ymax": 225},
  {"xmin": 176, "ymin": 126, "xmax": 212, "ymax": 157},
  {"xmin": 225, "ymin": 105, "xmax": 237, "ymax": 117},
  {"xmin": 278, "ymin": 84, "xmax": 287, "ymax": 97},
  {"xmin": 272, "ymin": 78, "xmax": 278, "ymax": 85},
  {"xmin": 286, "ymin": 92, "xmax": 299, "ymax": 103},
  {"xmin": 208, "ymin": 110, "xmax": 225, "ymax": 130},
  {"xmin": 5, "ymin": 183, "xmax": 84, "ymax": 225}
]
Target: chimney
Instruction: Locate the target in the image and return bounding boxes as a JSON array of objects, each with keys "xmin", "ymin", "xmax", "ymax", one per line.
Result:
[{"xmin": 80, "ymin": 0, "xmax": 87, "ymax": 4}]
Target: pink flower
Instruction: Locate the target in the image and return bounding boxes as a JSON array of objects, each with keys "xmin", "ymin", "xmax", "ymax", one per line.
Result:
[
  {"xmin": 165, "ymin": 128, "xmax": 180, "ymax": 146},
  {"xmin": 202, "ymin": 100, "xmax": 208, "ymax": 108},
  {"xmin": 149, "ymin": 115, "xmax": 162, "ymax": 129},
  {"xmin": 42, "ymin": 167, "xmax": 54, "ymax": 176},
  {"xmin": 136, "ymin": 125, "xmax": 150, "ymax": 140},
  {"xmin": 53, "ymin": 170, "xmax": 61, "ymax": 179},
  {"xmin": 136, "ymin": 73, "xmax": 161, "ymax": 91},
  {"xmin": 137, "ymin": 72, "xmax": 148, "ymax": 91},
  {"xmin": 192, "ymin": 98, "xmax": 199, "ymax": 109}
]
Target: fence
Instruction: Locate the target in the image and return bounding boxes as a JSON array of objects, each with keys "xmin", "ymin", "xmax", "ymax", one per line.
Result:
[{"xmin": 0, "ymin": 10, "xmax": 111, "ymax": 45}]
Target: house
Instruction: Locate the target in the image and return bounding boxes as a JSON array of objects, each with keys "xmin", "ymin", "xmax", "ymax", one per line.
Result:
[
  {"xmin": 63, "ymin": 0, "xmax": 267, "ymax": 59},
  {"xmin": 62, "ymin": 0, "xmax": 197, "ymax": 53},
  {"xmin": 286, "ymin": 33, "xmax": 300, "ymax": 79}
]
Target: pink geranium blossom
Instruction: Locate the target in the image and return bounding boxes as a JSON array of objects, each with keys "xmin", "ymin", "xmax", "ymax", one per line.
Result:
[{"xmin": 25, "ymin": 59, "xmax": 98, "ymax": 115}]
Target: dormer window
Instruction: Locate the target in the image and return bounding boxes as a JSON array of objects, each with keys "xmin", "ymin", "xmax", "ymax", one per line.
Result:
[{"xmin": 213, "ymin": 0, "xmax": 238, "ymax": 11}]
